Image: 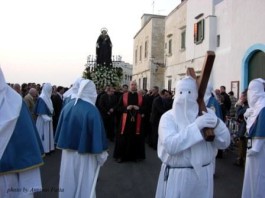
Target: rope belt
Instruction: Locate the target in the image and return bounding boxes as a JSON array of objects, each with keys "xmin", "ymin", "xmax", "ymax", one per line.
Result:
[{"xmin": 164, "ymin": 162, "xmax": 211, "ymax": 181}]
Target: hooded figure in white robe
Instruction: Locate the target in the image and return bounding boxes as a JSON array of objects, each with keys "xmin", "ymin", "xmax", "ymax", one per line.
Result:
[
  {"xmin": 55, "ymin": 79, "xmax": 108, "ymax": 198},
  {"xmin": 34, "ymin": 83, "xmax": 55, "ymax": 153},
  {"xmin": 155, "ymin": 76, "xmax": 230, "ymax": 198},
  {"xmin": 62, "ymin": 77, "xmax": 83, "ymax": 106},
  {"xmin": 242, "ymin": 78, "xmax": 265, "ymax": 198},
  {"xmin": 0, "ymin": 67, "xmax": 43, "ymax": 198}
]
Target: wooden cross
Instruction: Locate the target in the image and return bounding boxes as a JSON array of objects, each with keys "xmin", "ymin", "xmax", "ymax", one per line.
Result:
[{"xmin": 186, "ymin": 51, "xmax": 216, "ymax": 141}]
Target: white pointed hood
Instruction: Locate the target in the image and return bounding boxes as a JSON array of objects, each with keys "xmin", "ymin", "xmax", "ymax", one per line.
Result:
[
  {"xmin": 246, "ymin": 78, "xmax": 265, "ymax": 131},
  {"xmin": 63, "ymin": 77, "xmax": 83, "ymax": 100},
  {"xmin": 74, "ymin": 79, "xmax": 97, "ymax": 106},
  {"xmin": 0, "ymin": 67, "xmax": 22, "ymax": 159},
  {"xmin": 172, "ymin": 76, "xmax": 199, "ymax": 128},
  {"xmin": 39, "ymin": 83, "xmax": 54, "ymax": 114}
]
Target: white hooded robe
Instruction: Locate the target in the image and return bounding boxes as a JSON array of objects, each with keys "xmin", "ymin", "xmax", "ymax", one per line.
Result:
[{"xmin": 155, "ymin": 77, "xmax": 230, "ymax": 198}]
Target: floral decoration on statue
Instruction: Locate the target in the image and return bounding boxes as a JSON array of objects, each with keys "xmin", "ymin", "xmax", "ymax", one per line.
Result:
[{"xmin": 83, "ymin": 65, "xmax": 123, "ymax": 89}]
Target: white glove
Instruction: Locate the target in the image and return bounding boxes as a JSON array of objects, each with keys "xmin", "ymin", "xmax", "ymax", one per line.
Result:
[
  {"xmin": 195, "ymin": 111, "xmax": 217, "ymax": 130},
  {"xmin": 133, "ymin": 105, "xmax": 140, "ymax": 110},
  {"xmin": 96, "ymin": 151, "xmax": 109, "ymax": 166},
  {"xmin": 41, "ymin": 115, "xmax": 52, "ymax": 122},
  {"xmin": 127, "ymin": 105, "xmax": 133, "ymax": 110}
]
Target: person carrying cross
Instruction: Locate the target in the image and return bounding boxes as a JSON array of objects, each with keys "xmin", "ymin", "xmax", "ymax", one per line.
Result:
[{"xmin": 155, "ymin": 76, "xmax": 230, "ymax": 198}]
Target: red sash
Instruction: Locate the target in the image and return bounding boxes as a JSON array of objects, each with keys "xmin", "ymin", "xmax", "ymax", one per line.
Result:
[{"xmin": 121, "ymin": 92, "xmax": 143, "ymax": 135}]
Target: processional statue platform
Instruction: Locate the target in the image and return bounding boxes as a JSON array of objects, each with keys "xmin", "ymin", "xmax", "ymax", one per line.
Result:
[{"xmin": 83, "ymin": 28, "xmax": 123, "ymax": 89}]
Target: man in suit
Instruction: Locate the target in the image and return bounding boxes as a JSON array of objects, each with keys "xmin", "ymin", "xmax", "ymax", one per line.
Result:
[
  {"xmin": 24, "ymin": 87, "xmax": 38, "ymax": 120},
  {"xmin": 98, "ymin": 86, "xmax": 118, "ymax": 141},
  {"xmin": 150, "ymin": 89, "xmax": 171, "ymax": 150},
  {"xmin": 51, "ymin": 86, "xmax": 64, "ymax": 133},
  {"xmin": 145, "ymin": 86, "xmax": 160, "ymax": 147},
  {"xmin": 220, "ymin": 85, "xmax": 231, "ymax": 120}
]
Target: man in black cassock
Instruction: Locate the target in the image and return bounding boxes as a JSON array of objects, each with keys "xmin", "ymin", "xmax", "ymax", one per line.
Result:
[
  {"xmin": 98, "ymin": 86, "xmax": 118, "ymax": 141},
  {"xmin": 96, "ymin": 28, "xmax": 112, "ymax": 67},
  {"xmin": 113, "ymin": 81, "xmax": 146, "ymax": 163}
]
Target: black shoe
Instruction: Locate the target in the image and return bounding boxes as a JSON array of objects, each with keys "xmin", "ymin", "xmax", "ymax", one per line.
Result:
[{"xmin": 116, "ymin": 158, "xmax": 123, "ymax": 163}]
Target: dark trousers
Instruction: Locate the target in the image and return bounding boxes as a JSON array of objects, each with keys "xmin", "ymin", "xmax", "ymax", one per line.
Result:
[
  {"xmin": 151, "ymin": 124, "xmax": 159, "ymax": 150},
  {"xmin": 103, "ymin": 115, "xmax": 115, "ymax": 141}
]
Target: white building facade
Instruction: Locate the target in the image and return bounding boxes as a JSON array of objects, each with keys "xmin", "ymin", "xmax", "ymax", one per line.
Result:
[{"xmin": 133, "ymin": 0, "xmax": 265, "ymax": 96}]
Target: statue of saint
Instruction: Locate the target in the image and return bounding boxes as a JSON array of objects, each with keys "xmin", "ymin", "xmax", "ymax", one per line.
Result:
[{"xmin": 96, "ymin": 28, "xmax": 112, "ymax": 67}]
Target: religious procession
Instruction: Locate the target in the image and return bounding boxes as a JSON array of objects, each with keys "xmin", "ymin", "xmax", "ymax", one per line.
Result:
[
  {"xmin": 1, "ymin": 61, "xmax": 265, "ymax": 198},
  {"xmin": 1, "ymin": 54, "xmax": 265, "ymax": 198},
  {"xmin": 1, "ymin": 0, "xmax": 265, "ymax": 198}
]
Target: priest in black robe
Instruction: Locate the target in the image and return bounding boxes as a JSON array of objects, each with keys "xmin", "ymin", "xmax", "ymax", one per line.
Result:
[{"xmin": 114, "ymin": 81, "xmax": 146, "ymax": 162}]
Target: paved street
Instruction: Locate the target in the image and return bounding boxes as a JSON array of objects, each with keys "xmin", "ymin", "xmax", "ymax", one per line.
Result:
[{"xmin": 35, "ymin": 141, "xmax": 244, "ymax": 198}]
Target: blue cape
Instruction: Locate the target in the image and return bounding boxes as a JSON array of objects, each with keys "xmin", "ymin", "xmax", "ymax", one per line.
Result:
[
  {"xmin": 207, "ymin": 96, "xmax": 223, "ymax": 119},
  {"xmin": 34, "ymin": 97, "xmax": 52, "ymax": 116},
  {"xmin": 55, "ymin": 99, "xmax": 108, "ymax": 154},
  {"xmin": 249, "ymin": 107, "xmax": 265, "ymax": 138},
  {"xmin": 0, "ymin": 101, "xmax": 44, "ymax": 174},
  {"xmin": 62, "ymin": 96, "xmax": 72, "ymax": 107}
]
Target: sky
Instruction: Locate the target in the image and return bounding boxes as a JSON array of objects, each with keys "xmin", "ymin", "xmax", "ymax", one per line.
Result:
[{"xmin": 0, "ymin": 0, "xmax": 181, "ymax": 87}]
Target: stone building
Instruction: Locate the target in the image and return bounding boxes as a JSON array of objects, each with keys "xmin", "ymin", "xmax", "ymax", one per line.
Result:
[{"xmin": 133, "ymin": 14, "xmax": 166, "ymax": 90}]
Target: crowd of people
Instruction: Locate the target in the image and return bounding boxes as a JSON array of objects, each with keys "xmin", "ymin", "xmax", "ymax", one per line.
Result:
[{"xmin": 1, "ymin": 65, "xmax": 265, "ymax": 197}]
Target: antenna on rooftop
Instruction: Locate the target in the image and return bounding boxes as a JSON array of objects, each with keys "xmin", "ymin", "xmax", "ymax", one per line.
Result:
[{"xmin": 152, "ymin": 0, "xmax": 155, "ymax": 14}]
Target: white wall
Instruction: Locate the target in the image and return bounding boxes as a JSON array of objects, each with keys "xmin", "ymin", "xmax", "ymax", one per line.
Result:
[
  {"xmin": 186, "ymin": 0, "xmax": 214, "ymax": 61},
  {"xmin": 213, "ymin": 0, "xmax": 265, "ymax": 93}
]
